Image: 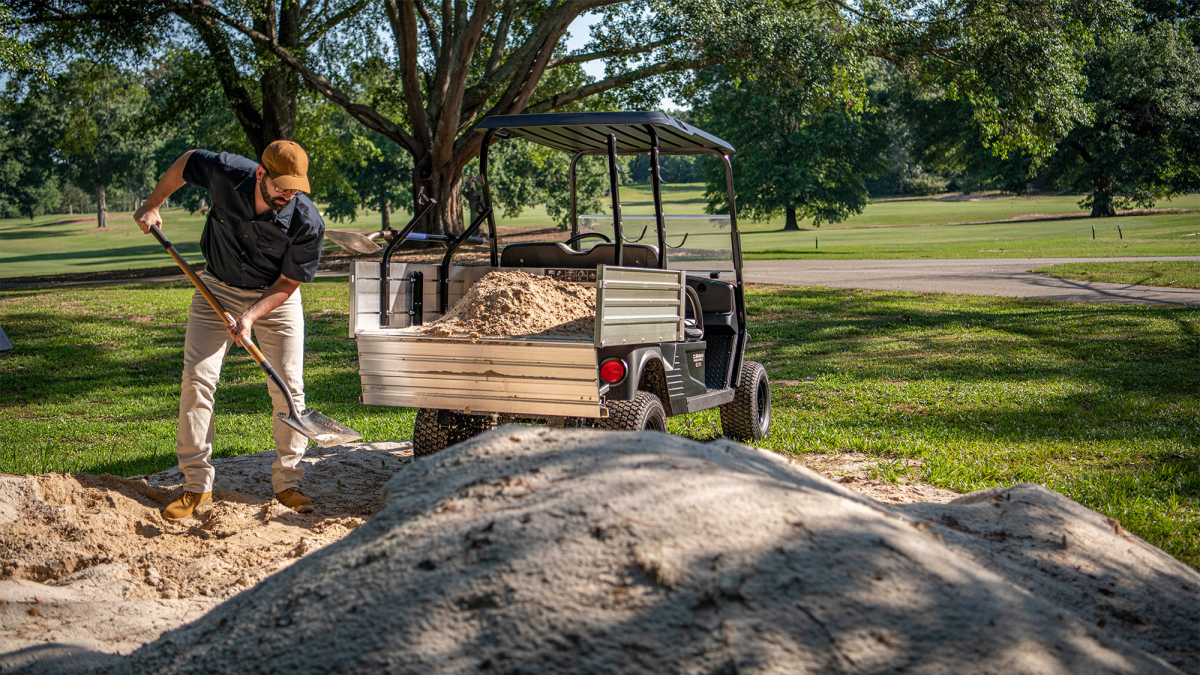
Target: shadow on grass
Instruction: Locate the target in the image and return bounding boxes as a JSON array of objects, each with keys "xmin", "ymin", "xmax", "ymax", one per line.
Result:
[{"xmin": 751, "ymin": 287, "xmax": 1200, "ymax": 394}]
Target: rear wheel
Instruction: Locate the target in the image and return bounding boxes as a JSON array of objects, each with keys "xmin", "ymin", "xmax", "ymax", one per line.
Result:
[
  {"xmin": 719, "ymin": 361, "xmax": 771, "ymax": 441},
  {"xmin": 413, "ymin": 409, "xmax": 493, "ymax": 457},
  {"xmin": 595, "ymin": 391, "xmax": 667, "ymax": 432}
]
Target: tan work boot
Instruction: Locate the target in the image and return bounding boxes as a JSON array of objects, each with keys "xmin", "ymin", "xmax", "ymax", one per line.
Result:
[
  {"xmin": 276, "ymin": 487, "xmax": 313, "ymax": 513},
  {"xmin": 163, "ymin": 491, "xmax": 212, "ymax": 520}
]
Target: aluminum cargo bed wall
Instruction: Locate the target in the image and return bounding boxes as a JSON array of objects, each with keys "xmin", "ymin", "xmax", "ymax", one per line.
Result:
[
  {"xmin": 594, "ymin": 265, "xmax": 685, "ymax": 347},
  {"xmin": 356, "ymin": 333, "xmax": 602, "ymax": 417}
]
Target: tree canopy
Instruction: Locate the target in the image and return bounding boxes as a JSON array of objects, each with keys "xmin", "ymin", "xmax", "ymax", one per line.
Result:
[{"xmin": 14, "ymin": 0, "xmax": 1136, "ymax": 232}]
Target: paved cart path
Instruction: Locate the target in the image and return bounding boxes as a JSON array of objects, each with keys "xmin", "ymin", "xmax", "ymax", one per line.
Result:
[{"xmin": 742, "ymin": 257, "xmax": 1200, "ymax": 306}]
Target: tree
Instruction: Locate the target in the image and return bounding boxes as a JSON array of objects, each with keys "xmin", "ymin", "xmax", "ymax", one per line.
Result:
[
  {"xmin": 694, "ymin": 69, "xmax": 889, "ymax": 229},
  {"xmin": 6, "ymin": 61, "xmax": 158, "ymax": 227},
  {"xmin": 19, "ymin": 0, "xmax": 1133, "ymax": 234},
  {"xmin": 0, "ymin": 83, "xmax": 60, "ymax": 218},
  {"xmin": 1047, "ymin": 22, "xmax": 1200, "ymax": 216}
]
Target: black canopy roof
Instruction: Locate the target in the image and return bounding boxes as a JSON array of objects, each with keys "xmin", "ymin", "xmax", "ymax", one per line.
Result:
[{"xmin": 477, "ymin": 112, "xmax": 734, "ymax": 154}]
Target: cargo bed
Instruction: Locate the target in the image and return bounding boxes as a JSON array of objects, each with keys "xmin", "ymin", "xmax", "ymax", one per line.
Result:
[{"xmin": 350, "ymin": 261, "xmax": 685, "ymax": 419}]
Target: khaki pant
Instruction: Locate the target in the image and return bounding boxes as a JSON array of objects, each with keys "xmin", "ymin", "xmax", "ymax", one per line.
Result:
[{"xmin": 177, "ymin": 271, "xmax": 307, "ymax": 494}]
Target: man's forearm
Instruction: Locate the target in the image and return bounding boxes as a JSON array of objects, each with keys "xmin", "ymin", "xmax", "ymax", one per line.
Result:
[
  {"xmin": 244, "ymin": 275, "xmax": 303, "ymax": 325},
  {"xmin": 144, "ymin": 151, "xmax": 195, "ymax": 210}
]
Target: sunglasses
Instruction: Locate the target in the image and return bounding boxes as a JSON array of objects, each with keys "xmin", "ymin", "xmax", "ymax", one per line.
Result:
[{"xmin": 265, "ymin": 175, "xmax": 300, "ymax": 197}]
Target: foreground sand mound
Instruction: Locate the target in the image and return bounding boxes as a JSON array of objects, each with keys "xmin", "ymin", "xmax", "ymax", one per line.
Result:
[
  {"xmin": 0, "ymin": 442, "xmax": 409, "ymax": 657},
  {"xmin": 408, "ymin": 270, "xmax": 595, "ymax": 338},
  {"xmin": 100, "ymin": 427, "xmax": 1197, "ymax": 675}
]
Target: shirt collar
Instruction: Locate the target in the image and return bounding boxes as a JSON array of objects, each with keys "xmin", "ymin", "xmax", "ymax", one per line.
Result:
[
  {"xmin": 234, "ymin": 168, "xmax": 258, "ymax": 195},
  {"xmin": 273, "ymin": 197, "xmax": 297, "ymax": 230}
]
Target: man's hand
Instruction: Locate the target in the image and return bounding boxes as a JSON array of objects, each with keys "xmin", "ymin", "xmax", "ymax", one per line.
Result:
[
  {"xmin": 134, "ymin": 203, "xmax": 162, "ymax": 234},
  {"xmin": 225, "ymin": 314, "xmax": 252, "ymax": 347}
]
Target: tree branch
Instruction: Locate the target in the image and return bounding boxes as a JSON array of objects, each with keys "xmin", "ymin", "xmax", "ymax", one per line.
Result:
[
  {"xmin": 301, "ymin": 0, "xmax": 372, "ymax": 48},
  {"xmin": 461, "ymin": 0, "xmax": 621, "ymax": 111},
  {"xmin": 413, "ymin": 0, "xmax": 440, "ymax": 53},
  {"xmin": 173, "ymin": 1, "xmax": 421, "ymax": 153},
  {"xmin": 547, "ymin": 38, "xmax": 671, "ymax": 68},
  {"xmin": 524, "ymin": 56, "xmax": 719, "ymax": 113},
  {"xmin": 383, "ymin": 0, "xmax": 431, "ymax": 144}
]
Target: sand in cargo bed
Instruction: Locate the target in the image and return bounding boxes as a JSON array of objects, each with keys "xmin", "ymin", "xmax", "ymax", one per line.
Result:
[{"xmin": 406, "ymin": 270, "xmax": 595, "ymax": 339}]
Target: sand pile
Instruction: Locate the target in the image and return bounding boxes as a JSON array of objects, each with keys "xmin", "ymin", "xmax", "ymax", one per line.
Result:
[
  {"xmin": 409, "ymin": 270, "xmax": 595, "ymax": 338},
  {"xmin": 0, "ymin": 441, "xmax": 409, "ymax": 658},
  {"xmin": 95, "ymin": 427, "xmax": 1198, "ymax": 675}
]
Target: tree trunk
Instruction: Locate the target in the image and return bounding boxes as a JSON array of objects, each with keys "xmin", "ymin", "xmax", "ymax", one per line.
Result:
[
  {"xmin": 252, "ymin": 4, "xmax": 302, "ymax": 152},
  {"xmin": 1090, "ymin": 180, "xmax": 1116, "ymax": 218},
  {"xmin": 95, "ymin": 185, "xmax": 107, "ymax": 229},
  {"xmin": 783, "ymin": 205, "xmax": 800, "ymax": 231},
  {"xmin": 422, "ymin": 166, "xmax": 465, "ymax": 237},
  {"xmin": 379, "ymin": 195, "xmax": 390, "ymax": 231}
]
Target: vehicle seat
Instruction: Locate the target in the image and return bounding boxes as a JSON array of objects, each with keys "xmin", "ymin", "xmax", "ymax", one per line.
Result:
[
  {"xmin": 500, "ymin": 242, "xmax": 659, "ymax": 269},
  {"xmin": 686, "ymin": 277, "xmax": 735, "ymax": 315}
]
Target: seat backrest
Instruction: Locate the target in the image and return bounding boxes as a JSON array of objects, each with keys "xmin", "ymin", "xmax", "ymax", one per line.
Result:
[
  {"xmin": 686, "ymin": 277, "xmax": 735, "ymax": 314},
  {"xmin": 500, "ymin": 242, "xmax": 659, "ymax": 269}
]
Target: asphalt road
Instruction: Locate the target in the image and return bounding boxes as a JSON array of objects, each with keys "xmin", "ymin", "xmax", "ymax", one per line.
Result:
[{"xmin": 742, "ymin": 257, "xmax": 1200, "ymax": 306}]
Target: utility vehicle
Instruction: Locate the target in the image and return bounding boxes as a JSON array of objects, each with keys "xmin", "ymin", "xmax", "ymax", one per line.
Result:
[{"xmin": 347, "ymin": 112, "xmax": 771, "ymax": 455}]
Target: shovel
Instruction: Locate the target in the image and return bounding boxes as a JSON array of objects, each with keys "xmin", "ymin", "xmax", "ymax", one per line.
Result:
[
  {"xmin": 149, "ymin": 224, "xmax": 363, "ymax": 448},
  {"xmin": 324, "ymin": 229, "xmax": 488, "ymax": 255},
  {"xmin": 325, "ymin": 229, "xmax": 384, "ymax": 255}
]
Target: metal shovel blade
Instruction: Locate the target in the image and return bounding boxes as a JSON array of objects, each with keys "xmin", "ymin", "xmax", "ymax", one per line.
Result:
[
  {"xmin": 278, "ymin": 409, "xmax": 363, "ymax": 447},
  {"xmin": 325, "ymin": 229, "xmax": 382, "ymax": 255}
]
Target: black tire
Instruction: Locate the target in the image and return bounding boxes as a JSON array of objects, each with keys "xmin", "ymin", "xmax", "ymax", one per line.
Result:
[
  {"xmin": 719, "ymin": 361, "xmax": 771, "ymax": 441},
  {"xmin": 413, "ymin": 409, "xmax": 492, "ymax": 457},
  {"xmin": 595, "ymin": 391, "xmax": 667, "ymax": 432}
]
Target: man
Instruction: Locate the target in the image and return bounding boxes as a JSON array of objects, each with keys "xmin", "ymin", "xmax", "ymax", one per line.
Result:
[{"xmin": 133, "ymin": 141, "xmax": 325, "ymax": 520}]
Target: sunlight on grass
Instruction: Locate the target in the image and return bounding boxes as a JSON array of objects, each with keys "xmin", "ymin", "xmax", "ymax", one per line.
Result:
[{"xmin": 1, "ymin": 279, "xmax": 1197, "ymax": 568}]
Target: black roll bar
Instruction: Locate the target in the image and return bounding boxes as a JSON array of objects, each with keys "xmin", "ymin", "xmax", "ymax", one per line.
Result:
[
  {"xmin": 478, "ymin": 129, "xmax": 501, "ymax": 267},
  {"xmin": 646, "ymin": 126, "xmax": 667, "ymax": 269},
  {"xmin": 605, "ymin": 134, "xmax": 624, "ymax": 267},
  {"xmin": 438, "ymin": 207, "xmax": 493, "ymax": 314},
  {"xmin": 379, "ymin": 196, "xmax": 438, "ymax": 327}
]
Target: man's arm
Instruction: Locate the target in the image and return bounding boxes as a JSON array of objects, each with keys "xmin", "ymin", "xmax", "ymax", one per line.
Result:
[
  {"xmin": 134, "ymin": 150, "xmax": 196, "ymax": 234},
  {"xmin": 227, "ymin": 274, "xmax": 303, "ymax": 346}
]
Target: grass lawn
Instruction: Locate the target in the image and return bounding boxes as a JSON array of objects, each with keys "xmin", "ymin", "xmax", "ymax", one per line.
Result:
[
  {"xmin": 1, "ymin": 279, "xmax": 1196, "ymax": 568},
  {"xmin": 1034, "ymin": 261, "xmax": 1200, "ymax": 289},
  {"xmin": 4, "ymin": 188, "xmax": 1197, "ymax": 278}
]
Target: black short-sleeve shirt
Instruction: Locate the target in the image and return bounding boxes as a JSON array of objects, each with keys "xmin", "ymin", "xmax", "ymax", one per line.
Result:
[{"xmin": 183, "ymin": 150, "xmax": 324, "ymax": 288}]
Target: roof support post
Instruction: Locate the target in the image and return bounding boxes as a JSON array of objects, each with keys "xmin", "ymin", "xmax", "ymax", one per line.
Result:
[
  {"xmin": 569, "ymin": 151, "xmax": 586, "ymax": 249},
  {"xmin": 479, "ymin": 129, "xmax": 500, "ymax": 267},
  {"xmin": 646, "ymin": 126, "xmax": 668, "ymax": 269},
  {"xmin": 606, "ymin": 134, "xmax": 624, "ymax": 267}
]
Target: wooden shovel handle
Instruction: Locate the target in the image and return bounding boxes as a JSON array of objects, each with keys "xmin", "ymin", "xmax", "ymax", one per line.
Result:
[{"xmin": 148, "ymin": 224, "xmax": 267, "ymax": 364}]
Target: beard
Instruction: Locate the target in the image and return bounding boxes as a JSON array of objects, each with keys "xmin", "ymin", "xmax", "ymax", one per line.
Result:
[{"xmin": 259, "ymin": 178, "xmax": 291, "ymax": 212}]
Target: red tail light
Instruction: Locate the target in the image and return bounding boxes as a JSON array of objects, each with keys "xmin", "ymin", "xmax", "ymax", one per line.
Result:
[{"xmin": 599, "ymin": 359, "xmax": 627, "ymax": 384}]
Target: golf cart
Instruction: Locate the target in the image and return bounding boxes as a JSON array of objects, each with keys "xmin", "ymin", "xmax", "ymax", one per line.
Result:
[{"xmin": 346, "ymin": 111, "xmax": 770, "ymax": 455}]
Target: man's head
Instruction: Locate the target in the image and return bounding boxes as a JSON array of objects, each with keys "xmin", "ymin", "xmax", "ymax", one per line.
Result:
[{"xmin": 256, "ymin": 140, "xmax": 310, "ymax": 212}]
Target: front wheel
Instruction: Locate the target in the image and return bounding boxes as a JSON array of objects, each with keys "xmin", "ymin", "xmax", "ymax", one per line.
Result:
[
  {"xmin": 719, "ymin": 361, "xmax": 771, "ymax": 441},
  {"xmin": 595, "ymin": 391, "xmax": 667, "ymax": 432}
]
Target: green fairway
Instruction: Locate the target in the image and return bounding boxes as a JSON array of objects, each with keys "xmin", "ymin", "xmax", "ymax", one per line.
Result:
[
  {"xmin": 2, "ymin": 188, "xmax": 1197, "ymax": 278},
  {"xmin": 1034, "ymin": 261, "xmax": 1200, "ymax": 289},
  {"xmin": 1, "ymin": 280, "xmax": 1196, "ymax": 568}
]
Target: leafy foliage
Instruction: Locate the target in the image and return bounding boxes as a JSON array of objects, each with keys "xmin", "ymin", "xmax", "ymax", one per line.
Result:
[
  {"xmin": 1046, "ymin": 21, "xmax": 1200, "ymax": 216},
  {"xmin": 694, "ymin": 68, "xmax": 890, "ymax": 228}
]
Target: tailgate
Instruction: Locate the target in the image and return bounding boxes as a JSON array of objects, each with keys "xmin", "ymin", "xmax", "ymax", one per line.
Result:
[{"xmin": 356, "ymin": 331, "xmax": 602, "ymax": 417}]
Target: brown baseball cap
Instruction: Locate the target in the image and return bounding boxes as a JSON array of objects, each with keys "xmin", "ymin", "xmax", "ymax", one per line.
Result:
[{"xmin": 261, "ymin": 140, "xmax": 311, "ymax": 193}]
